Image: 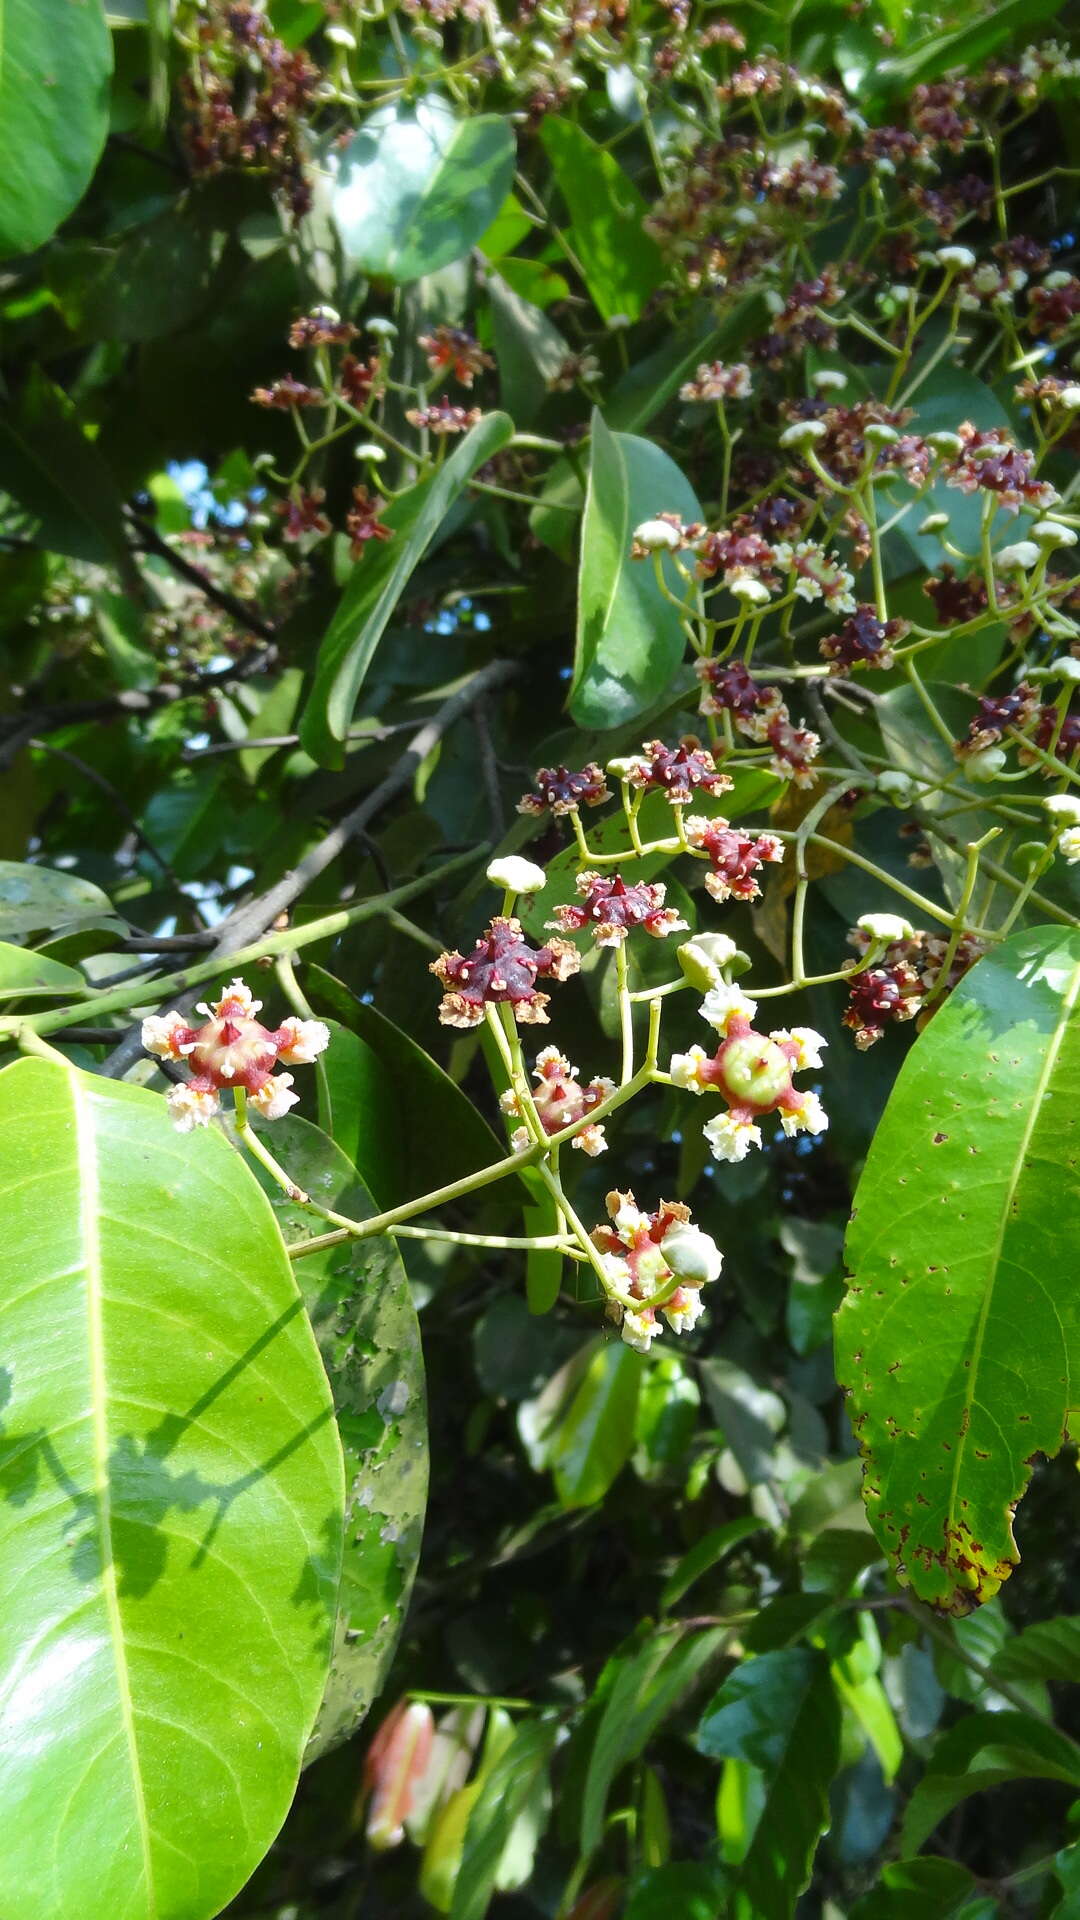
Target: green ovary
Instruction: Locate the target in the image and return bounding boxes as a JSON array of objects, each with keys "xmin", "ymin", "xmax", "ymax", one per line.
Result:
[{"xmin": 719, "ymin": 1035, "xmax": 791, "ymax": 1110}]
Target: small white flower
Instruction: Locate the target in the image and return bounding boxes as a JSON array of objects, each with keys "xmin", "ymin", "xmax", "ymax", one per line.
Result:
[
  {"xmin": 780, "ymin": 419, "xmax": 827, "ymax": 449},
  {"xmin": 573, "ymin": 1123, "xmax": 608, "ymax": 1157},
  {"xmin": 663, "ymin": 1289, "xmax": 707, "ymax": 1336},
  {"xmin": 248, "ymin": 1073, "xmax": 299, "ymax": 1121},
  {"xmin": 620, "ymin": 1306, "xmax": 660, "ymax": 1353},
  {"xmin": 613, "ymin": 1197, "xmax": 648, "ymax": 1237},
  {"xmin": 1044, "ymin": 793, "xmax": 1080, "ymax": 825},
  {"xmin": 857, "ymin": 911, "xmax": 914, "ymax": 943},
  {"xmin": 166, "ymin": 1083, "xmax": 219, "ymax": 1132},
  {"xmin": 661, "ymin": 1222, "xmax": 723, "ymax": 1286},
  {"xmin": 509, "ymin": 1124, "xmax": 531, "ymax": 1153},
  {"xmin": 142, "ymin": 1010, "xmax": 193, "ymax": 1060},
  {"xmin": 728, "ymin": 576, "xmax": 771, "ymax": 604},
  {"xmin": 1060, "ymin": 827, "xmax": 1080, "ymax": 864},
  {"xmin": 1057, "ymin": 387, "xmax": 1080, "ymax": 411},
  {"xmin": 1032, "ymin": 519, "xmax": 1078, "ymax": 547},
  {"xmin": 937, "ymin": 245, "xmax": 976, "ymax": 270},
  {"xmin": 676, "ymin": 932, "xmax": 740, "ymax": 991},
  {"xmin": 779, "ymin": 1089, "xmax": 829, "ymax": 1138},
  {"xmin": 600, "ymin": 1251, "xmax": 633, "ymax": 1293},
  {"xmin": 632, "ymin": 518, "xmax": 682, "ymax": 552},
  {"xmin": 701, "ymin": 982, "xmax": 758, "ymax": 1034},
  {"xmin": 486, "ymin": 854, "xmax": 547, "ymax": 896},
  {"xmin": 811, "ymin": 369, "xmax": 847, "ymax": 392},
  {"xmin": 276, "ymin": 1017, "xmax": 330, "ymax": 1065},
  {"xmin": 703, "ymin": 1111, "xmax": 762, "ymax": 1163},
  {"xmin": 772, "ymin": 1026, "xmax": 827, "ymax": 1071},
  {"xmin": 996, "ymin": 541, "xmax": 1041, "ymax": 571},
  {"xmin": 670, "ymin": 1044, "xmax": 711, "ymax": 1092},
  {"xmin": 965, "ymin": 746, "xmax": 1008, "ymax": 782}
]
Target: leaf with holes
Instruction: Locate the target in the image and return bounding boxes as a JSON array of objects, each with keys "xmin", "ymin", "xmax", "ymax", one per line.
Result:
[
  {"xmin": 250, "ymin": 1114, "xmax": 428, "ymax": 1759},
  {"xmin": 0, "ymin": 1057, "xmax": 343, "ymax": 1920},
  {"xmin": 836, "ymin": 926, "xmax": 1080, "ymax": 1615}
]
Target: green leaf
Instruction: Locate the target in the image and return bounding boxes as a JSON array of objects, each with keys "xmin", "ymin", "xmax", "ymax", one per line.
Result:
[
  {"xmin": 299, "ymin": 411, "xmax": 514, "ymax": 767},
  {"xmin": 0, "ymin": 369, "xmax": 128, "ymax": 563},
  {"xmin": 0, "ymin": 1057, "xmax": 344, "ymax": 1920},
  {"xmin": 660, "ymin": 1519, "xmax": 763, "ymax": 1612},
  {"xmin": 849, "ymin": 1857, "xmax": 979, "ymax": 1920},
  {"xmin": 696, "ymin": 1648, "xmax": 842, "ymax": 1920},
  {"xmin": 451, "ymin": 1717, "xmax": 559, "ymax": 1920},
  {"xmin": 305, "ymin": 967, "xmax": 506, "ymax": 1208},
  {"xmin": 0, "ymin": 860, "xmax": 114, "ymax": 941},
  {"xmin": 552, "ymin": 1338, "xmax": 642, "ymax": 1509},
  {"xmin": 330, "ymin": 100, "xmax": 516, "ymax": 284},
  {"xmin": 873, "ymin": 0, "xmax": 1064, "ymax": 91},
  {"xmin": 901, "ymin": 1710, "xmax": 1080, "ymax": 1853},
  {"xmin": 582, "ymin": 1628, "xmax": 726, "ymax": 1852},
  {"xmin": 0, "ymin": 940, "xmax": 84, "ymax": 998},
  {"xmin": 625, "ymin": 1862, "xmax": 730, "ymax": 1919},
  {"xmin": 249, "ymin": 1115, "xmax": 428, "ymax": 1758},
  {"xmin": 540, "ymin": 119, "xmax": 664, "ymax": 324},
  {"xmin": 572, "ymin": 411, "xmax": 702, "ymax": 729},
  {"xmin": 0, "ymin": 0, "xmax": 112, "ymax": 259},
  {"xmin": 991, "ymin": 1616, "xmax": 1080, "ymax": 1686},
  {"xmin": 488, "ymin": 272, "xmax": 569, "ymax": 428},
  {"xmin": 836, "ymin": 926, "xmax": 1080, "ymax": 1614},
  {"xmin": 47, "ymin": 203, "xmax": 217, "ymax": 344}
]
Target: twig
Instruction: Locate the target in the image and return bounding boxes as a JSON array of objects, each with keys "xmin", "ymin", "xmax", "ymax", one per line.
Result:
[{"xmin": 127, "ymin": 512, "xmax": 278, "ymax": 642}]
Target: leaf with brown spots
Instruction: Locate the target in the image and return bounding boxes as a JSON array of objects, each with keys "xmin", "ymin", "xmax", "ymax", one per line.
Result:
[{"xmin": 835, "ymin": 926, "xmax": 1080, "ymax": 1615}]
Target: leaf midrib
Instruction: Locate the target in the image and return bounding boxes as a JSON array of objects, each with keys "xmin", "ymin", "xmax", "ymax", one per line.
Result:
[
  {"xmin": 74, "ymin": 1072, "xmax": 156, "ymax": 1909},
  {"xmin": 944, "ymin": 954, "xmax": 1080, "ymax": 1534}
]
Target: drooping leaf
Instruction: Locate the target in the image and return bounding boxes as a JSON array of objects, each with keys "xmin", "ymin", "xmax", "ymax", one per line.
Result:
[
  {"xmin": 299, "ymin": 411, "xmax": 514, "ymax": 767},
  {"xmin": 836, "ymin": 926, "xmax": 1080, "ymax": 1614},
  {"xmin": 901, "ymin": 1710, "xmax": 1080, "ymax": 1853},
  {"xmin": 451, "ymin": 1716, "xmax": 559, "ymax": 1920},
  {"xmin": 0, "ymin": 860, "xmax": 115, "ymax": 941},
  {"xmin": 250, "ymin": 1114, "xmax": 428, "ymax": 1759},
  {"xmin": 571, "ymin": 411, "xmax": 702, "ymax": 729},
  {"xmin": 0, "ymin": 1058, "xmax": 344, "ymax": 1920},
  {"xmin": 0, "ymin": 370, "xmax": 129, "ymax": 563},
  {"xmin": 552, "ymin": 1338, "xmax": 643, "ymax": 1510},
  {"xmin": 0, "ymin": 0, "xmax": 112, "ymax": 260},
  {"xmin": 696, "ymin": 1648, "xmax": 843, "ymax": 1920},
  {"xmin": 581, "ymin": 1628, "xmax": 725, "ymax": 1853},
  {"xmin": 329, "ymin": 100, "xmax": 516, "ymax": 284},
  {"xmin": 540, "ymin": 119, "xmax": 665, "ymax": 324}
]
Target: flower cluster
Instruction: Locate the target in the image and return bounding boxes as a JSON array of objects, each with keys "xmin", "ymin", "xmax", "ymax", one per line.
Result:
[
  {"xmin": 431, "ymin": 918, "xmax": 580, "ymax": 1027},
  {"xmin": 549, "ymin": 873, "xmax": 687, "ymax": 947},
  {"xmin": 591, "ymin": 1191, "xmax": 723, "ymax": 1352},
  {"xmin": 141, "ymin": 980, "xmax": 329, "ymax": 1131},
  {"xmin": 621, "ymin": 737, "xmax": 732, "ymax": 804},
  {"xmin": 500, "ymin": 1047, "xmax": 614, "ymax": 1156},
  {"xmin": 417, "ymin": 326, "xmax": 494, "ymax": 387},
  {"xmin": 683, "ymin": 817, "xmax": 783, "ymax": 902},
  {"xmin": 694, "ymin": 661, "xmax": 822, "ymax": 786},
  {"xmin": 842, "ymin": 924, "xmax": 988, "ymax": 1046},
  {"xmin": 181, "ymin": 2, "xmax": 317, "ymax": 216},
  {"xmin": 821, "ymin": 606, "xmax": 909, "ymax": 675},
  {"xmin": 671, "ymin": 984, "xmax": 827, "ymax": 1162},
  {"xmin": 517, "ymin": 764, "xmax": 611, "ymax": 815}
]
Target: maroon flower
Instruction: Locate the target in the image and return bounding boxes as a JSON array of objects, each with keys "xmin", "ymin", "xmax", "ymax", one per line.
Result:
[
  {"xmin": 959, "ymin": 681, "xmax": 1038, "ymax": 754},
  {"xmin": 694, "ymin": 529, "xmax": 777, "ymax": 584},
  {"xmin": 843, "ymin": 963, "xmax": 923, "ymax": 1048},
  {"xmin": 251, "ymin": 375, "xmax": 323, "ymax": 409},
  {"xmin": 417, "ymin": 326, "xmax": 494, "ymax": 388},
  {"xmin": 517, "ymin": 764, "xmax": 611, "ymax": 816},
  {"xmin": 289, "ymin": 309, "xmax": 358, "ymax": 349},
  {"xmin": 406, "ymin": 398, "xmax": 482, "ymax": 435},
  {"xmin": 279, "ymin": 489, "xmax": 331, "ymax": 541},
  {"xmin": 431, "ymin": 916, "xmax": 580, "ymax": 1028},
  {"xmin": 346, "ymin": 486, "xmax": 394, "ymax": 559},
  {"xmin": 943, "ymin": 423, "xmax": 1058, "ymax": 514},
  {"xmin": 340, "ymin": 354, "xmax": 382, "ymax": 408},
  {"xmin": 625, "ymin": 737, "xmax": 733, "ymax": 805},
  {"xmin": 1028, "ymin": 278, "xmax": 1080, "ymax": 338},
  {"xmin": 683, "ymin": 817, "xmax": 783, "ymax": 902},
  {"xmin": 696, "ymin": 658, "xmax": 778, "ymax": 726},
  {"xmin": 821, "ymin": 605, "xmax": 908, "ymax": 674},
  {"xmin": 548, "ymin": 873, "xmax": 687, "ymax": 947},
  {"xmin": 924, "ymin": 566, "xmax": 989, "ymax": 627}
]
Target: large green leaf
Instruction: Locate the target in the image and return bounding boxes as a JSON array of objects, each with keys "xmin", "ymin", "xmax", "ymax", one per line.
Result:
[
  {"xmin": 0, "ymin": 1058, "xmax": 344, "ymax": 1920},
  {"xmin": 991, "ymin": 1616, "xmax": 1080, "ymax": 1686},
  {"xmin": 0, "ymin": 369, "xmax": 129, "ymax": 563},
  {"xmin": 0, "ymin": 860, "xmax": 115, "ymax": 941},
  {"xmin": 451, "ymin": 1716, "xmax": 559, "ymax": 1920},
  {"xmin": 696, "ymin": 1648, "xmax": 842, "ymax": 1920},
  {"xmin": 329, "ymin": 100, "xmax": 516, "ymax": 284},
  {"xmin": 249, "ymin": 1115, "xmax": 428, "ymax": 1759},
  {"xmin": 872, "ymin": 0, "xmax": 1064, "ymax": 91},
  {"xmin": 836, "ymin": 926, "xmax": 1080, "ymax": 1614},
  {"xmin": 540, "ymin": 119, "xmax": 664, "ymax": 324},
  {"xmin": 0, "ymin": 0, "xmax": 112, "ymax": 260},
  {"xmin": 298, "ymin": 411, "xmax": 514, "ymax": 767},
  {"xmin": 0, "ymin": 940, "xmax": 84, "ymax": 997},
  {"xmin": 582, "ymin": 1628, "xmax": 725, "ymax": 1853},
  {"xmin": 901, "ymin": 1710, "xmax": 1080, "ymax": 1852},
  {"xmin": 552, "ymin": 1338, "xmax": 643, "ymax": 1509},
  {"xmin": 488, "ymin": 272, "xmax": 569, "ymax": 429},
  {"xmin": 571, "ymin": 411, "xmax": 702, "ymax": 730}
]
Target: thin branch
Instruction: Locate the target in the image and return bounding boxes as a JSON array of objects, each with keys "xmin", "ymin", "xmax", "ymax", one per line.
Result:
[{"xmin": 127, "ymin": 512, "xmax": 278, "ymax": 642}]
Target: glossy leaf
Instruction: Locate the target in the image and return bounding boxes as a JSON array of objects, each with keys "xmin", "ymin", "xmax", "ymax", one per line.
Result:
[
  {"xmin": 848, "ymin": 1857, "xmax": 978, "ymax": 1920},
  {"xmin": 901, "ymin": 1710, "xmax": 1080, "ymax": 1852},
  {"xmin": 552, "ymin": 1338, "xmax": 643, "ymax": 1509},
  {"xmin": 540, "ymin": 119, "xmax": 665, "ymax": 323},
  {"xmin": 330, "ymin": 100, "xmax": 516, "ymax": 284},
  {"xmin": 0, "ymin": 940, "xmax": 84, "ymax": 997},
  {"xmin": 837, "ymin": 927, "xmax": 1080, "ymax": 1613},
  {"xmin": 991, "ymin": 1616, "xmax": 1080, "ymax": 1686},
  {"xmin": 0, "ymin": 860, "xmax": 115, "ymax": 940},
  {"xmin": 488, "ymin": 272, "xmax": 569, "ymax": 427},
  {"xmin": 696, "ymin": 1648, "xmax": 842, "ymax": 1920},
  {"xmin": 0, "ymin": 1058, "xmax": 344, "ymax": 1920},
  {"xmin": 299, "ymin": 411, "xmax": 514, "ymax": 767},
  {"xmin": 0, "ymin": 0, "xmax": 112, "ymax": 259},
  {"xmin": 0, "ymin": 369, "xmax": 129, "ymax": 563},
  {"xmin": 451, "ymin": 1716, "xmax": 559, "ymax": 1920},
  {"xmin": 660, "ymin": 1519, "xmax": 764, "ymax": 1612},
  {"xmin": 572, "ymin": 411, "xmax": 702, "ymax": 729},
  {"xmin": 250, "ymin": 1115, "xmax": 428, "ymax": 1759},
  {"xmin": 582, "ymin": 1628, "xmax": 725, "ymax": 1853}
]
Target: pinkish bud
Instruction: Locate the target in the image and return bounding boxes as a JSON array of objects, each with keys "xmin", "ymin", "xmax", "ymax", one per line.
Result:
[{"xmin": 362, "ymin": 1700, "xmax": 435, "ymax": 1851}]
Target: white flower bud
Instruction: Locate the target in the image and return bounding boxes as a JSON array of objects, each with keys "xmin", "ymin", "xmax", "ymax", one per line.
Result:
[
  {"xmin": 676, "ymin": 932, "xmax": 742, "ymax": 991},
  {"xmin": 486, "ymin": 855, "xmax": 547, "ymax": 895},
  {"xmin": 733, "ymin": 206, "xmax": 759, "ymax": 228},
  {"xmin": 326, "ymin": 25, "xmax": 357, "ymax": 47},
  {"xmin": 927, "ymin": 431, "xmax": 963, "ymax": 455},
  {"xmin": 1044, "ymin": 270, "xmax": 1073, "ymax": 290},
  {"xmin": 354, "ymin": 442, "xmax": 387, "ymax": 463},
  {"xmin": 965, "ymin": 746, "xmax": 1008, "ymax": 782},
  {"xmin": 857, "ymin": 912, "xmax": 914, "ymax": 943},
  {"xmin": 605, "ymin": 756, "xmax": 642, "ymax": 779},
  {"xmin": 1045, "ymin": 793, "xmax": 1080, "ymax": 825},
  {"xmin": 1058, "ymin": 386, "xmax": 1080, "ymax": 411},
  {"xmin": 632, "ymin": 518, "xmax": 682, "ymax": 552},
  {"xmin": 1047, "ymin": 655, "xmax": 1080, "ymax": 683},
  {"xmin": 937, "ymin": 246, "xmax": 976, "ymax": 270},
  {"xmin": 1060, "ymin": 827, "xmax": 1080, "ymax": 865},
  {"xmin": 811, "ymin": 369, "xmax": 847, "ymax": 391},
  {"xmin": 918, "ymin": 512, "xmax": 949, "ymax": 533},
  {"xmin": 780, "ymin": 419, "xmax": 827, "ymax": 449},
  {"xmin": 661, "ymin": 1222, "xmax": 723, "ymax": 1286},
  {"xmin": 996, "ymin": 541, "xmax": 1041, "ymax": 571},
  {"xmin": 1032, "ymin": 519, "xmax": 1078, "ymax": 547},
  {"xmin": 864, "ymin": 422, "xmax": 899, "ymax": 446},
  {"xmin": 366, "ymin": 317, "xmax": 397, "ymax": 339},
  {"xmin": 877, "ymin": 769, "xmax": 915, "ymax": 802},
  {"xmin": 728, "ymin": 576, "xmax": 771, "ymax": 604}
]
